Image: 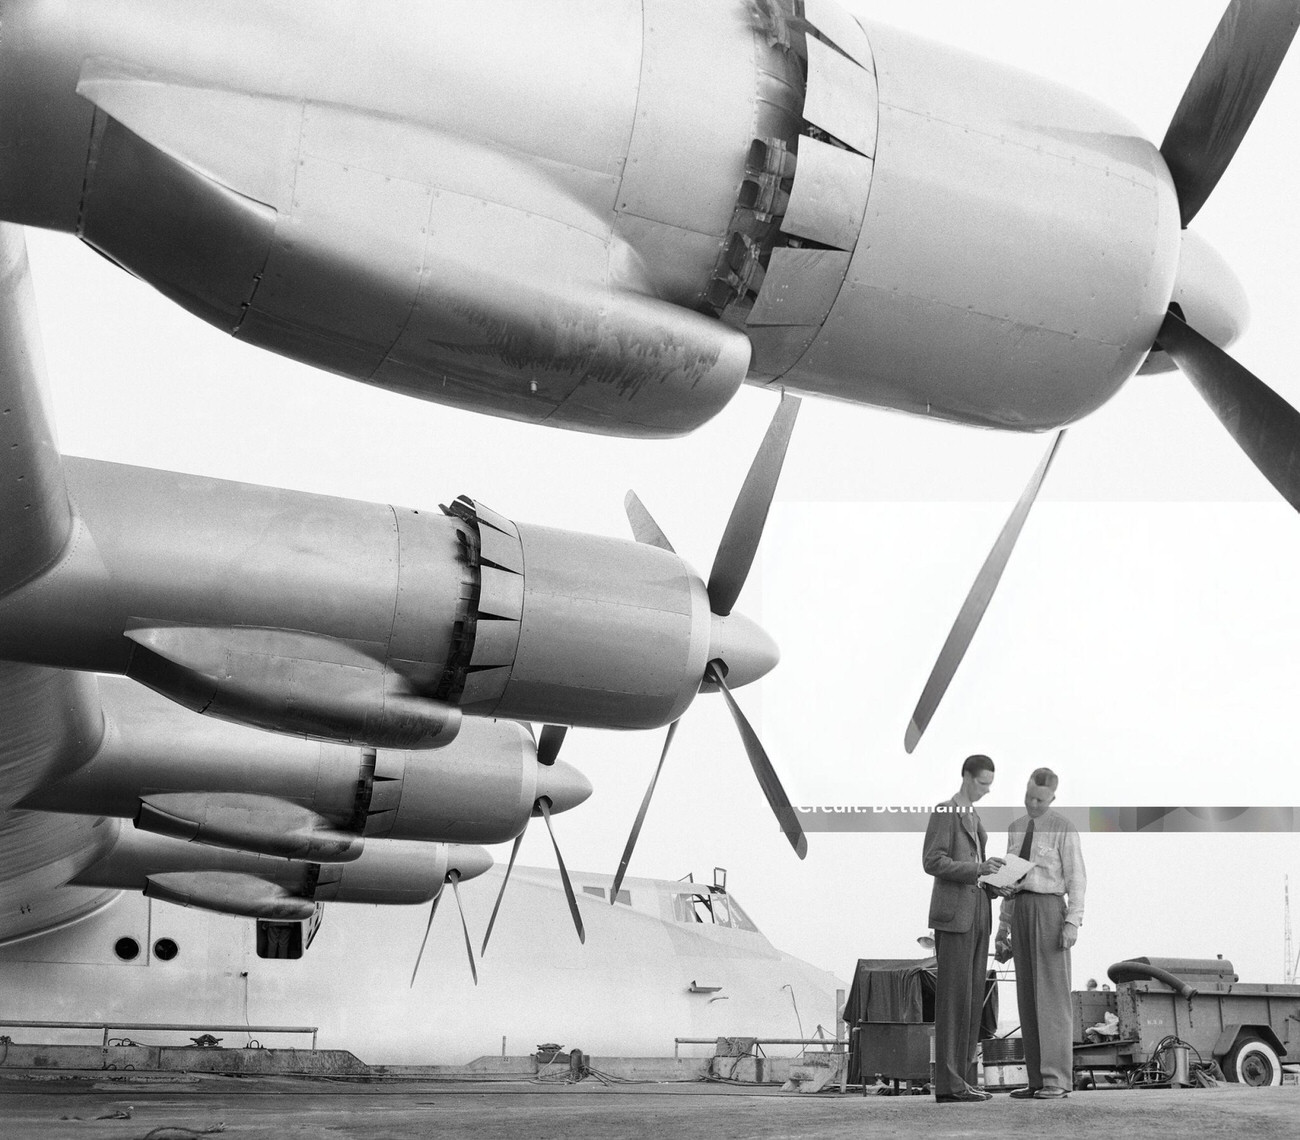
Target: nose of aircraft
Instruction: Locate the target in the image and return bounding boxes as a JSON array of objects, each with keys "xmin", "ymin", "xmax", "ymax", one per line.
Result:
[
  {"xmin": 447, "ymin": 843, "xmax": 493, "ymax": 881},
  {"xmin": 706, "ymin": 610, "xmax": 780, "ymax": 690},
  {"xmin": 535, "ymin": 758, "xmax": 593, "ymax": 815}
]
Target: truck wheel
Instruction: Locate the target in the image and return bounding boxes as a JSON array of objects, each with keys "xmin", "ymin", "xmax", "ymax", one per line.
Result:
[{"xmin": 1224, "ymin": 1037, "xmax": 1282, "ymax": 1086}]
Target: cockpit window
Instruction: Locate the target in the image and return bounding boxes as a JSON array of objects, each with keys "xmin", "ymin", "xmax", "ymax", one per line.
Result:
[
  {"xmin": 724, "ymin": 894, "xmax": 758, "ymax": 933},
  {"xmin": 670, "ymin": 888, "xmax": 758, "ymax": 931},
  {"xmin": 582, "ymin": 885, "xmax": 631, "ymax": 905}
]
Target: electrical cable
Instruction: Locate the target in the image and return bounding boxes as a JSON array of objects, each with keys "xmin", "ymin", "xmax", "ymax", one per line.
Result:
[{"xmin": 1126, "ymin": 1034, "xmax": 1205, "ymax": 1088}]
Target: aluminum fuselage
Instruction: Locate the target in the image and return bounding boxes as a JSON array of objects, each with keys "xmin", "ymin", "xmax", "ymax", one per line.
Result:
[{"xmin": 0, "ymin": 868, "xmax": 844, "ymax": 1065}]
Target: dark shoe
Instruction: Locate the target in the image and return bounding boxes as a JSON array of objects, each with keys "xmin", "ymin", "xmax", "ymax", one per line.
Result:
[
  {"xmin": 935, "ymin": 1091, "xmax": 991, "ymax": 1103},
  {"xmin": 1009, "ymin": 1087, "xmax": 1041, "ymax": 1099},
  {"xmin": 1033, "ymin": 1086, "xmax": 1069, "ymax": 1099},
  {"xmin": 965, "ymin": 1088, "xmax": 993, "ymax": 1100}
]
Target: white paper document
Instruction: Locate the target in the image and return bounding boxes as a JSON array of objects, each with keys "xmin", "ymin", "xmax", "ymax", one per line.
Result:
[{"xmin": 977, "ymin": 853, "xmax": 1034, "ymax": 889}]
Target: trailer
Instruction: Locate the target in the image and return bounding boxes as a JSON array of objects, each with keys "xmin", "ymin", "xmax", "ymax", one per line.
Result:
[{"xmin": 1071, "ymin": 957, "xmax": 1300, "ymax": 1087}]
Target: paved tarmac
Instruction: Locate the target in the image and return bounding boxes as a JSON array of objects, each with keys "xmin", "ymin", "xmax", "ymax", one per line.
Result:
[{"xmin": 3, "ymin": 1074, "xmax": 1299, "ymax": 1140}]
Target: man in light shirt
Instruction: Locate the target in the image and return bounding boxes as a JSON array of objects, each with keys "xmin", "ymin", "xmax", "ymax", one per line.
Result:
[{"xmin": 995, "ymin": 767, "xmax": 1086, "ymax": 1100}]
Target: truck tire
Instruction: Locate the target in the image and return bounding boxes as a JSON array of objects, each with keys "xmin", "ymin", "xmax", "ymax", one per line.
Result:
[{"xmin": 1224, "ymin": 1036, "xmax": 1282, "ymax": 1086}]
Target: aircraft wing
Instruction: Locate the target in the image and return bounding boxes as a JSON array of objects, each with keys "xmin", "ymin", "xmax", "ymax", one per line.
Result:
[
  {"xmin": 0, "ymin": 223, "xmax": 72, "ymax": 595},
  {"xmin": 0, "ymin": 660, "xmax": 119, "ymax": 938}
]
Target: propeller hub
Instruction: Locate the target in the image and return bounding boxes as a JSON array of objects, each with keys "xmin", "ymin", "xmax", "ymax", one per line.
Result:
[
  {"xmin": 705, "ymin": 611, "xmax": 779, "ymax": 690},
  {"xmin": 535, "ymin": 759, "xmax": 593, "ymax": 815},
  {"xmin": 445, "ymin": 844, "xmax": 493, "ymax": 882},
  {"xmin": 1144, "ymin": 229, "xmax": 1249, "ymax": 374}
]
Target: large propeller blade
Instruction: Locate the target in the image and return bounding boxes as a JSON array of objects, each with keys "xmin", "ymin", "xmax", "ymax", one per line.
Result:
[
  {"xmin": 480, "ymin": 831, "xmax": 524, "ymax": 956},
  {"xmin": 1160, "ymin": 0, "xmax": 1300, "ymax": 227},
  {"xmin": 904, "ymin": 432, "xmax": 1065, "ymax": 754},
  {"xmin": 410, "ymin": 871, "xmax": 479, "ymax": 987},
  {"xmin": 610, "ymin": 719, "xmax": 679, "ymax": 901},
  {"xmin": 610, "ymin": 393, "xmax": 805, "ymax": 885},
  {"xmin": 536, "ymin": 724, "xmax": 568, "ymax": 767},
  {"xmin": 707, "ymin": 661, "xmax": 806, "ymax": 858},
  {"xmin": 481, "ymin": 804, "xmax": 584, "ymax": 953},
  {"xmin": 538, "ymin": 797, "xmax": 585, "ymax": 944},
  {"xmin": 1158, "ymin": 310, "xmax": 1300, "ymax": 511},
  {"xmin": 707, "ymin": 394, "xmax": 801, "ymax": 616},
  {"xmin": 409, "ymin": 888, "xmax": 443, "ymax": 988},
  {"xmin": 481, "ymin": 724, "xmax": 590, "ymax": 954},
  {"xmin": 448, "ymin": 872, "xmax": 478, "ymax": 986},
  {"xmin": 624, "ymin": 491, "xmax": 676, "ymax": 552}
]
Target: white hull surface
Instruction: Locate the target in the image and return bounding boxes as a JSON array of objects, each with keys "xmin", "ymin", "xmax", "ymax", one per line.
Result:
[{"xmin": 0, "ymin": 866, "xmax": 843, "ymax": 1065}]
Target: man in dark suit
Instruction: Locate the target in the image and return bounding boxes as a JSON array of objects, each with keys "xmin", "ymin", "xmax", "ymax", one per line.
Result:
[{"xmin": 922, "ymin": 754, "xmax": 1004, "ymax": 1103}]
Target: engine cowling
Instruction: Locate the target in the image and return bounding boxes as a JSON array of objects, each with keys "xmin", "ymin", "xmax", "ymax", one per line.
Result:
[
  {"xmin": 705, "ymin": 7, "xmax": 1183, "ymax": 431},
  {"xmin": 0, "ymin": 0, "xmax": 1197, "ymax": 437},
  {"xmin": 0, "ymin": 0, "xmax": 759, "ymax": 436},
  {"xmin": 0, "ymin": 463, "xmax": 771, "ymax": 739},
  {"xmin": 72, "ymin": 826, "xmax": 492, "ymax": 919},
  {"xmin": 21, "ymin": 680, "xmax": 590, "ymax": 857}
]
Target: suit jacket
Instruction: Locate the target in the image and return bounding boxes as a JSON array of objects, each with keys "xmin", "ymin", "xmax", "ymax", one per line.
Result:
[{"xmin": 923, "ymin": 797, "xmax": 992, "ymax": 933}]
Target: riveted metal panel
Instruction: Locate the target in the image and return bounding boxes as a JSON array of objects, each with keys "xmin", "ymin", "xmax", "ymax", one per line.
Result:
[
  {"xmin": 780, "ymin": 138, "xmax": 873, "ymax": 251},
  {"xmin": 372, "ymin": 157, "xmax": 752, "ymax": 437},
  {"xmin": 478, "ymin": 526, "xmax": 524, "ymax": 575},
  {"xmin": 496, "ymin": 524, "xmax": 708, "ymax": 730},
  {"xmin": 468, "ymin": 615, "xmax": 522, "ymax": 670},
  {"xmin": 747, "ymin": 248, "xmax": 851, "ymax": 326},
  {"xmin": 390, "ymin": 508, "xmax": 468, "ymax": 687},
  {"xmin": 471, "ymin": 500, "xmax": 517, "ymax": 538},
  {"xmin": 769, "ymin": 19, "xmax": 1181, "ymax": 429},
  {"xmin": 617, "ymin": 0, "xmax": 756, "ymax": 236},
  {"xmin": 82, "ymin": 115, "xmax": 276, "ymax": 333},
  {"xmin": 459, "ymin": 666, "xmax": 512, "ymax": 712},
  {"xmin": 781, "ymin": 48, "xmax": 1177, "ymax": 428},
  {"xmin": 242, "ymin": 145, "xmax": 432, "ymax": 373},
  {"xmin": 362, "ymin": 810, "xmax": 394, "ymax": 838},
  {"xmin": 746, "ymin": 325, "xmax": 820, "ymax": 381},
  {"xmin": 477, "ymin": 566, "xmax": 524, "ymax": 623},
  {"xmin": 803, "ymin": 0, "xmax": 874, "ymax": 71},
  {"xmin": 610, "ymin": 214, "xmax": 729, "ymax": 308},
  {"xmin": 373, "ymin": 748, "xmax": 404, "ymax": 782},
  {"xmin": 76, "ymin": 64, "xmax": 302, "ymax": 210},
  {"xmin": 50, "ymin": 458, "xmax": 406, "ymax": 666},
  {"xmin": 804, "ymin": 37, "xmax": 878, "ymax": 157},
  {"xmin": 367, "ymin": 777, "xmax": 402, "ymax": 815}
]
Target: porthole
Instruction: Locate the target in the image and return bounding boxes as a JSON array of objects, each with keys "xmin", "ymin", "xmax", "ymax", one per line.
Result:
[
  {"xmin": 114, "ymin": 937, "xmax": 140, "ymax": 961},
  {"xmin": 153, "ymin": 938, "xmax": 179, "ymax": 961}
]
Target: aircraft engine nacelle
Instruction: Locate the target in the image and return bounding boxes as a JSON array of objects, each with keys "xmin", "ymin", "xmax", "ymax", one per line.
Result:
[
  {"xmin": 0, "ymin": 0, "xmax": 1200, "ymax": 438},
  {"xmin": 73, "ymin": 827, "xmax": 491, "ymax": 919},
  {"xmin": 0, "ymin": 0, "xmax": 757, "ymax": 438},
  {"xmin": 707, "ymin": 10, "xmax": 1185, "ymax": 432},
  {"xmin": 21, "ymin": 683, "xmax": 590, "ymax": 856},
  {"xmin": 0, "ymin": 463, "xmax": 764, "ymax": 736},
  {"xmin": 136, "ymin": 792, "xmax": 366, "ymax": 863}
]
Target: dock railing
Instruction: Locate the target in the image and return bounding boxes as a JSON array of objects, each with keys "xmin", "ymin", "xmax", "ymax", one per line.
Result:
[
  {"xmin": 0, "ymin": 1019, "xmax": 319, "ymax": 1050},
  {"xmin": 672, "ymin": 1036, "xmax": 846, "ymax": 1060}
]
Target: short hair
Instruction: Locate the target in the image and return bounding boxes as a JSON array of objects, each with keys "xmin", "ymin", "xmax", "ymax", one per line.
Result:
[
  {"xmin": 961, "ymin": 754, "xmax": 995, "ymax": 778},
  {"xmin": 1029, "ymin": 767, "xmax": 1059, "ymax": 791}
]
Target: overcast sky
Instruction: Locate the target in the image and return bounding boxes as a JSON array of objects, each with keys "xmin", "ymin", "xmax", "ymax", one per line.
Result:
[{"xmin": 25, "ymin": 0, "xmax": 1300, "ymax": 1020}]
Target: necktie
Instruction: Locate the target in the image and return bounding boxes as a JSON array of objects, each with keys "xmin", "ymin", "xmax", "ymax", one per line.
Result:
[{"xmin": 1018, "ymin": 819, "xmax": 1035, "ymax": 861}]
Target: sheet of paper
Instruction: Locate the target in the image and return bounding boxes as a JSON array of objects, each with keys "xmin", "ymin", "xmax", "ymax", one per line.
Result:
[{"xmin": 977, "ymin": 853, "xmax": 1034, "ymax": 889}]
